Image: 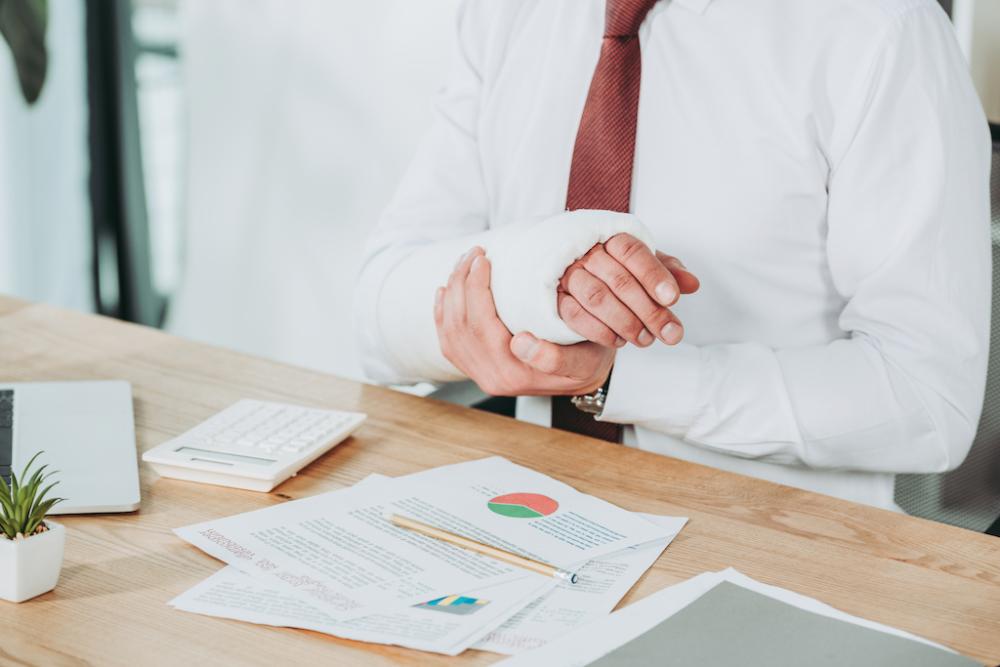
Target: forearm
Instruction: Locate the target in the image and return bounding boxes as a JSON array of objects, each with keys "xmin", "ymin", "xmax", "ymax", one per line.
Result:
[
  {"xmin": 357, "ymin": 211, "xmax": 655, "ymax": 385},
  {"xmin": 601, "ymin": 333, "xmax": 985, "ymax": 474},
  {"xmin": 356, "ymin": 236, "xmax": 486, "ymax": 385}
]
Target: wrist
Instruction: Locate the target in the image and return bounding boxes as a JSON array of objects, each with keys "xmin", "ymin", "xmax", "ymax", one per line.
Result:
[
  {"xmin": 571, "ymin": 371, "xmax": 613, "ymax": 416},
  {"xmin": 487, "ymin": 211, "xmax": 655, "ymax": 345}
]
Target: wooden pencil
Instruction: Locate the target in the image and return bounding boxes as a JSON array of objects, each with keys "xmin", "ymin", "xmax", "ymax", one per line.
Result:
[{"xmin": 387, "ymin": 513, "xmax": 579, "ymax": 584}]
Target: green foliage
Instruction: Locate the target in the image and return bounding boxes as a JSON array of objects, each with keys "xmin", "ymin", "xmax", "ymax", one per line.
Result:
[{"xmin": 0, "ymin": 452, "xmax": 63, "ymax": 540}]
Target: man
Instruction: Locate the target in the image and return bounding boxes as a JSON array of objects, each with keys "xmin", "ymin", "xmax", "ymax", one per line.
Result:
[{"xmin": 355, "ymin": 0, "xmax": 991, "ymax": 511}]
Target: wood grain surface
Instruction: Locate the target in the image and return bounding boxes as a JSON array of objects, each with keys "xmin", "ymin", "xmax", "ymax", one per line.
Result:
[{"xmin": 0, "ymin": 295, "xmax": 998, "ymax": 666}]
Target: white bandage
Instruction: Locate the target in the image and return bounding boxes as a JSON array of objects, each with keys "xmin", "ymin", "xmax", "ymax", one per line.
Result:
[{"xmin": 485, "ymin": 210, "xmax": 656, "ymax": 344}]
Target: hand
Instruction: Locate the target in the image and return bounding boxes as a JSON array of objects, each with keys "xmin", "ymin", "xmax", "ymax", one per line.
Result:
[
  {"xmin": 557, "ymin": 233, "xmax": 700, "ymax": 348},
  {"xmin": 435, "ymin": 247, "xmax": 615, "ymax": 396}
]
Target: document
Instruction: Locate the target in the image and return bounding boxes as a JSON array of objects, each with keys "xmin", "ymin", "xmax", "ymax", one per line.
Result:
[
  {"xmin": 586, "ymin": 582, "xmax": 976, "ymax": 667},
  {"xmin": 175, "ymin": 457, "xmax": 672, "ymax": 621},
  {"xmin": 500, "ymin": 569, "xmax": 974, "ymax": 667},
  {"xmin": 171, "ymin": 566, "xmax": 554, "ymax": 656},
  {"xmin": 475, "ymin": 514, "xmax": 687, "ymax": 655}
]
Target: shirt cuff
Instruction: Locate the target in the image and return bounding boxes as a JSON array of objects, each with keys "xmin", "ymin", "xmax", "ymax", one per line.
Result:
[{"xmin": 598, "ymin": 342, "xmax": 706, "ymax": 436}]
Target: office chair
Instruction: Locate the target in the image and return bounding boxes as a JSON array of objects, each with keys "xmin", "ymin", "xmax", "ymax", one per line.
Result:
[{"xmin": 895, "ymin": 126, "xmax": 1000, "ymax": 536}]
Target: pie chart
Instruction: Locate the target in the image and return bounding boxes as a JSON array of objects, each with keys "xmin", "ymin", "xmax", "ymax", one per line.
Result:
[{"xmin": 488, "ymin": 492, "xmax": 559, "ymax": 519}]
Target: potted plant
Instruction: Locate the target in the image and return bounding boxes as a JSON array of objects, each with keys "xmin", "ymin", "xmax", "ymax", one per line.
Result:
[{"xmin": 0, "ymin": 452, "xmax": 65, "ymax": 602}]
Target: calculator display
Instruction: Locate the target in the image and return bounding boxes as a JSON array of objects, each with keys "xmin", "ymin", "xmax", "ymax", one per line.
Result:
[{"xmin": 175, "ymin": 447, "xmax": 275, "ymax": 466}]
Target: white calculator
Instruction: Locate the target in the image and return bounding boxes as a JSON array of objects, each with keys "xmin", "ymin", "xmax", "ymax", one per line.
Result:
[{"xmin": 142, "ymin": 399, "xmax": 366, "ymax": 492}]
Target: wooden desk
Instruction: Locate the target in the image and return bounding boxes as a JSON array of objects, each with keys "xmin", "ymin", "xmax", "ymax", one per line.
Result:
[{"xmin": 0, "ymin": 295, "xmax": 998, "ymax": 666}]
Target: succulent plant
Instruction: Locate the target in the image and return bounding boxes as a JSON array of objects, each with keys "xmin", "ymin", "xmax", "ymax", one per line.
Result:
[{"xmin": 0, "ymin": 452, "xmax": 63, "ymax": 540}]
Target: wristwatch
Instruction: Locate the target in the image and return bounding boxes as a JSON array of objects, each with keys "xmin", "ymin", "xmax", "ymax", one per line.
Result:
[
  {"xmin": 571, "ymin": 374, "xmax": 612, "ymax": 416},
  {"xmin": 571, "ymin": 387, "xmax": 606, "ymax": 416}
]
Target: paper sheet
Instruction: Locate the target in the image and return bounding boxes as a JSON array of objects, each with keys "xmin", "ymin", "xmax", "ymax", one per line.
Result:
[
  {"xmin": 175, "ymin": 457, "xmax": 672, "ymax": 621},
  {"xmin": 474, "ymin": 515, "xmax": 687, "ymax": 655},
  {"xmin": 500, "ymin": 569, "xmax": 963, "ymax": 667},
  {"xmin": 169, "ymin": 474, "xmax": 554, "ymax": 655},
  {"xmin": 170, "ymin": 566, "xmax": 554, "ymax": 656}
]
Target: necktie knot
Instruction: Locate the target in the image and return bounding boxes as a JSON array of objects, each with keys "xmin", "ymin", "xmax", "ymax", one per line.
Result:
[{"xmin": 605, "ymin": 0, "xmax": 659, "ymax": 37}]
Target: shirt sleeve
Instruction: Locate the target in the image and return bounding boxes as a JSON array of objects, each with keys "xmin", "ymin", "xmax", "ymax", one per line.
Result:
[
  {"xmin": 355, "ymin": 1, "xmax": 656, "ymax": 384},
  {"xmin": 354, "ymin": 1, "xmax": 495, "ymax": 385},
  {"xmin": 599, "ymin": 5, "xmax": 993, "ymax": 474}
]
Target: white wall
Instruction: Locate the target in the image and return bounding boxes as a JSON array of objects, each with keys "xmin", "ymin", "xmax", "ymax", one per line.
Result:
[
  {"xmin": 167, "ymin": 0, "xmax": 460, "ymax": 380},
  {"xmin": 954, "ymin": 0, "xmax": 1000, "ymax": 123},
  {"xmin": 0, "ymin": 0, "xmax": 92, "ymax": 311}
]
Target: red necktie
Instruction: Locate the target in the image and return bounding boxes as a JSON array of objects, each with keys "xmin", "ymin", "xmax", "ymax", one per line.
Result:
[{"xmin": 552, "ymin": 0, "xmax": 658, "ymax": 442}]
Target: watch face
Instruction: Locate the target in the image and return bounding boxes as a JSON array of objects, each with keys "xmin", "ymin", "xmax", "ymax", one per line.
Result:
[{"xmin": 571, "ymin": 390, "xmax": 605, "ymax": 415}]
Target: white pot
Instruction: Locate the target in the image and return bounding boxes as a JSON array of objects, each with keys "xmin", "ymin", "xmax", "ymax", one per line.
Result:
[{"xmin": 0, "ymin": 520, "xmax": 66, "ymax": 603}]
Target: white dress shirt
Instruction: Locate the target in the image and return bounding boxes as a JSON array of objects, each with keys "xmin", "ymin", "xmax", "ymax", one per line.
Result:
[{"xmin": 355, "ymin": 0, "xmax": 992, "ymax": 510}]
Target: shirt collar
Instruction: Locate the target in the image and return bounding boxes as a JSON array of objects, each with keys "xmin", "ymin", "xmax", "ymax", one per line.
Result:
[{"xmin": 672, "ymin": 0, "xmax": 712, "ymax": 14}]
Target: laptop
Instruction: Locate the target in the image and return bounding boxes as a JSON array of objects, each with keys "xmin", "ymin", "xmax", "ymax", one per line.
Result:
[{"xmin": 0, "ymin": 381, "xmax": 141, "ymax": 514}]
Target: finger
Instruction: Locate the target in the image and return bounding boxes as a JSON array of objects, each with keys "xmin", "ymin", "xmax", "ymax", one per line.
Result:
[
  {"xmin": 657, "ymin": 252, "xmax": 701, "ymax": 294},
  {"xmin": 605, "ymin": 233, "xmax": 679, "ymax": 307},
  {"xmin": 563, "ymin": 263, "xmax": 651, "ymax": 346},
  {"xmin": 557, "ymin": 292, "xmax": 623, "ymax": 348},
  {"xmin": 465, "ymin": 254, "xmax": 512, "ymax": 341},
  {"xmin": 444, "ymin": 247, "xmax": 483, "ymax": 328},
  {"xmin": 511, "ymin": 333, "xmax": 606, "ymax": 381},
  {"xmin": 434, "ymin": 286, "xmax": 462, "ymax": 367},
  {"xmin": 433, "ymin": 287, "xmax": 445, "ymax": 327},
  {"xmin": 581, "ymin": 247, "xmax": 681, "ymax": 344}
]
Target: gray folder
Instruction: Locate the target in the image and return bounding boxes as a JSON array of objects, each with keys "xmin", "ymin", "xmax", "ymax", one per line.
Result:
[{"xmin": 588, "ymin": 581, "xmax": 977, "ymax": 666}]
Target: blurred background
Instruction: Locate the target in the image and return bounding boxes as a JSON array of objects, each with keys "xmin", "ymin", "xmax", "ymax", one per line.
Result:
[
  {"xmin": 3, "ymin": 0, "xmax": 1000, "ymax": 529},
  {"xmin": 0, "ymin": 0, "xmax": 460, "ymax": 382}
]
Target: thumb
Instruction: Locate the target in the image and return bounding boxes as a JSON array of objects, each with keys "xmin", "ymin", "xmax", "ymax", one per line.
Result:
[
  {"xmin": 657, "ymin": 252, "xmax": 700, "ymax": 294},
  {"xmin": 511, "ymin": 333, "xmax": 602, "ymax": 379}
]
